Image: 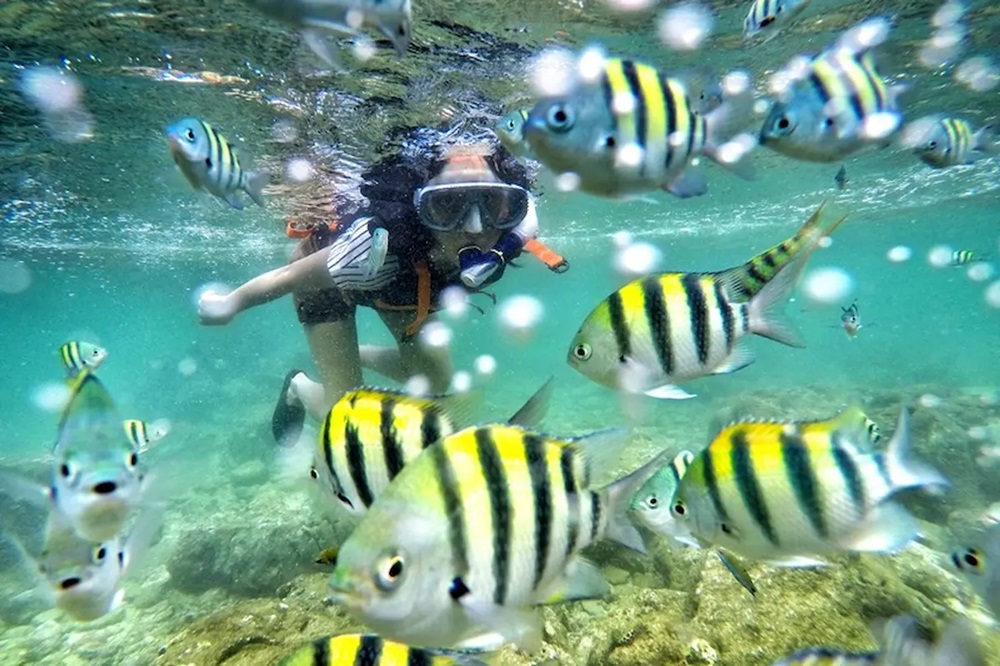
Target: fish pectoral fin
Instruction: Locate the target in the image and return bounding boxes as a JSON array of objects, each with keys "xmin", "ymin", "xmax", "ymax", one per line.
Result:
[
  {"xmin": 710, "ymin": 345, "xmax": 755, "ymax": 375},
  {"xmin": 244, "ymin": 171, "xmax": 268, "ymax": 208},
  {"xmin": 0, "ymin": 472, "xmax": 51, "ymax": 508},
  {"xmin": 644, "ymin": 384, "xmax": 697, "ymax": 400},
  {"xmin": 762, "ymin": 555, "xmax": 829, "ymax": 568},
  {"xmin": 838, "ymin": 502, "xmax": 918, "ymax": 554},
  {"xmin": 301, "ymin": 29, "xmax": 345, "ymax": 70},
  {"xmin": 459, "ymin": 597, "xmax": 542, "ymax": 654},
  {"xmin": 536, "ymin": 556, "xmax": 610, "ymax": 605},
  {"xmin": 223, "ymin": 192, "xmax": 245, "ymax": 211},
  {"xmin": 663, "ymin": 169, "xmax": 708, "ymax": 198}
]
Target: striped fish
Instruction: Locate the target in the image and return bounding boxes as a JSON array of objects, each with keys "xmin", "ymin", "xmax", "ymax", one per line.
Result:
[
  {"xmin": 670, "ymin": 407, "xmax": 947, "ymax": 567},
  {"xmin": 494, "ymin": 109, "xmax": 533, "ymax": 158},
  {"xmin": 279, "ymin": 633, "xmax": 489, "ymax": 666},
  {"xmin": 913, "ymin": 117, "xmax": 992, "ymax": 169},
  {"xmin": 772, "ymin": 648, "xmax": 877, "ymax": 666},
  {"xmin": 630, "ymin": 450, "xmax": 695, "ymax": 542},
  {"xmin": 760, "ymin": 19, "xmax": 904, "ymax": 163},
  {"xmin": 841, "ymin": 301, "xmax": 862, "ymax": 339},
  {"xmin": 59, "ymin": 341, "xmax": 108, "ymax": 378},
  {"xmin": 122, "ymin": 419, "xmax": 168, "ymax": 454},
  {"xmin": 363, "ymin": 227, "xmax": 390, "ymax": 279},
  {"xmin": 165, "ymin": 117, "xmax": 267, "ymax": 210},
  {"xmin": 950, "ymin": 523, "xmax": 1000, "ymax": 618},
  {"xmin": 950, "ymin": 250, "xmax": 980, "ymax": 267},
  {"xmin": 524, "ymin": 55, "xmax": 753, "ymax": 198},
  {"xmin": 329, "ymin": 423, "xmax": 665, "ymax": 650},
  {"xmin": 314, "ymin": 379, "xmax": 553, "ymax": 517},
  {"xmin": 568, "ymin": 204, "xmax": 845, "ymax": 399},
  {"xmin": 743, "ymin": 0, "xmax": 811, "ymax": 44}
]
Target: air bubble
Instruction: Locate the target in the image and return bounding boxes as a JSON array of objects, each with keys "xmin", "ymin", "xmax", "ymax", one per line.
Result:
[
  {"xmin": 33, "ymin": 382, "xmax": 71, "ymax": 412},
  {"xmin": 615, "ymin": 143, "xmax": 644, "ymax": 168},
  {"xmin": 555, "ymin": 172, "xmax": 581, "ymax": 192},
  {"xmin": 956, "ymin": 56, "xmax": 999, "ymax": 92},
  {"xmin": 351, "ymin": 36, "xmax": 377, "ymax": 62},
  {"xmin": 498, "ymin": 294, "xmax": 545, "ymax": 339},
  {"xmin": 919, "ymin": 393, "xmax": 943, "ymax": 408},
  {"xmin": 861, "ymin": 112, "xmax": 902, "ymax": 140},
  {"xmin": 0, "ymin": 259, "xmax": 32, "ymax": 294},
  {"xmin": 577, "ymin": 48, "xmax": 607, "ymax": 85},
  {"xmin": 985, "ymin": 280, "xmax": 1000, "ymax": 309},
  {"xmin": 611, "ymin": 92, "xmax": 636, "ymax": 115},
  {"xmin": 406, "ymin": 374, "xmax": 431, "ymax": 397},
  {"xmin": 967, "ymin": 262, "xmax": 995, "ymax": 283},
  {"xmin": 178, "ymin": 358, "xmax": 198, "ymax": 377},
  {"xmin": 20, "ymin": 67, "xmax": 94, "ymax": 143},
  {"xmin": 451, "ymin": 371, "xmax": 473, "ymax": 394},
  {"xmin": 419, "ymin": 321, "xmax": 452, "ymax": 349},
  {"xmin": 927, "ymin": 245, "xmax": 954, "ymax": 268},
  {"xmin": 286, "ymin": 158, "xmax": 313, "ymax": 182},
  {"xmin": 886, "ymin": 246, "xmax": 912, "ymax": 263},
  {"xmin": 529, "ymin": 48, "xmax": 578, "ymax": 97},
  {"xmin": 475, "ymin": 355, "xmax": 497, "ymax": 376},
  {"xmin": 802, "ymin": 267, "xmax": 853, "ymax": 305},
  {"xmin": 605, "ymin": 0, "xmax": 655, "ymax": 10},
  {"xmin": 658, "ymin": 2, "xmax": 713, "ymax": 51},
  {"xmin": 439, "ymin": 286, "xmax": 470, "ymax": 319},
  {"xmin": 614, "ymin": 241, "xmax": 662, "ymax": 277}
]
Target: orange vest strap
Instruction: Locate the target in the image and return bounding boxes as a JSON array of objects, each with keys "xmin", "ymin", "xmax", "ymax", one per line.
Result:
[
  {"xmin": 525, "ymin": 239, "xmax": 569, "ymax": 273},
  {"xmin": 403, "ymin": 261, "xmax": 432, "ymax": 337}
]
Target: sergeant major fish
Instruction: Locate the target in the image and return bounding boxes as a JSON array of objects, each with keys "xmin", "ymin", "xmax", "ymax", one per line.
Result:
[
  {"xmin": 524, "ymin": 54, "xmax": 754, "ymax": 199},
  {"xmin": 329, "ymin": 423, "xmax": 667, "ymax": 650},
  {"xmin": 279, "ymin": 633, "xmax": 489, "ymax": 666},
  {"xmin": 912, "ymin": 116, "xmax": 993, "ymax": 169},
  {"xmin": 122, "ymin": 419, "xmax": 169, "ymax": 454},
  {"xmin": 494, "ymin": 109, "xmax": 533, "ymax": 159},
  {"xmin": 950, "ymin": 250, "xmax": 981, "ymax": 267},
  {"xmin": 60, "ymin": 341, "xmax": 107, "ymax": 378},
  {"xmin": 670, "ymin": 407, "xmax": 947, "ymax": 567},
  {"xmin": 165, "ymin": 117, "xmax": 267, "ymax": 210},
  {"xmin": 567, "ymin": 204, "xmax": 845, "ymax": 399},
  {"xmin": 951, "ymin": 522, "xmax": 1000, "ymax": 618},
  {"xmin": 760, "ymin": 18, "xmax": 905, "ymax": 163},
  {"xmin": 244, "ymin": 0, "xmax": 411, "ymax": 69},
  {"xmin": 313, "ymin": 379, "xmax": 553, "ymax": 517},
  {"xmin": 841, "ymin": 301, "xmax": 862, "ymax": 338},
  {"xmin": 743, "ymin": 0, "xmax": 811, "ymax": 44}
]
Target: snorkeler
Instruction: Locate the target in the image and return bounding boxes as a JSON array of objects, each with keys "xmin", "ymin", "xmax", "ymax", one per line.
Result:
[{"xmin": 197, "ymin": 127, "xmax": 563, "ymax": 446}]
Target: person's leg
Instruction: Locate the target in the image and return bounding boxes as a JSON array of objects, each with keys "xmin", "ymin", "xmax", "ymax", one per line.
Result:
[
  {"xmin": 299, "ymin": 317, "xmax": 363, "ymax": 415},
  {"xmin": 372, "ymin": 311, "xmax": 453, "ymax": 393}
]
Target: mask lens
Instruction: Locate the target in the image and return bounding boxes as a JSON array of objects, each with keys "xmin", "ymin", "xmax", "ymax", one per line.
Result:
[{"xmin": 417, "ymin": 184, "xmax": 528, "ymax": 231}]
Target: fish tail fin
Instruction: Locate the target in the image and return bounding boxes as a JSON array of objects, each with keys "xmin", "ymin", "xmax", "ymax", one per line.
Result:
[
  {"xmin": 244, "ymin": 171, "xmax": 268, "ymax": 208},
  {"xmin": 720, "ymin": 202, "xmax": 846, "ymax": 300},
  {"xmin": 973, "ymin": 124, "xmax": 995, "ymax": 153},
  {"xmin": 568, "ymin": 427, "xmax": 630, "ymax": 486},
  {"xmin": 746, "ymin": 250, "xmax": 809, "ymax": 348},
  {"xmin": 701, "ymin": 72, "xmax": 756, "ymax": 181},
  {"xmin": 602, "ymin": 449, "xmax": 672, "ymax": 552},
  {"xmin": 882, "ymin": 408, "xmax": 949, "ymax": 493},
  {"xmin": 506, "ymin": 376, "xmax": 554, "ymax": 428},
  {"xmin": 301, "ymin": 29, "xmax": 345, "ymax": 70}
]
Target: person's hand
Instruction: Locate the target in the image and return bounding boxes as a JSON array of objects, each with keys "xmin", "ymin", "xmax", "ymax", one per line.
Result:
[{"xmin": 198, "ymin": 289, "xmax": 238, "ymax": 325}]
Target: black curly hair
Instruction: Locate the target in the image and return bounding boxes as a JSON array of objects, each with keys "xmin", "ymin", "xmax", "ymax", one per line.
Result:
[{"xmin": 352, "ymin": 124, "xmax": 535, "ymax": 262}]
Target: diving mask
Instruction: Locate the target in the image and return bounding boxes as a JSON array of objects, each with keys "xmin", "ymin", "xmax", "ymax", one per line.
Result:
[{"xmin": 413, "ymin": 182, "xmax": 528, "ymax": 232}]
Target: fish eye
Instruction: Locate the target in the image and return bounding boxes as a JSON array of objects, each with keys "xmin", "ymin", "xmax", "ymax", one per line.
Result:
[
  {"xmin": 572, "ymin": 343, "xmax": 592, "ymax": 361},
  {"xmin": 94, "ymin": 546, "xmax": 107, "ymax": 562},
  {"xmin": 647, "ymin": 496, "xmax": 659, "ymax": 507},
  {"xmin": 960, "ymin": 548, "xmax": 981, "ymax": 570},
  {"xmin": 603, "ymin": 135, "xmax": 616, "ymax": 149},
  {"xmin": 185, "ymin": 128, "xmax": 196, "ymax": 141},
  {"xmin": 672, "ymin": 501, "xmax": 687, "ymax": 517},
  {"xmin": 126, "ymin": 452, "xmax": 138, "ymax": 468},
  {"xmin": 373, "ymin": 551, "xmax": 406, "ymax": 591},
  {"xmin": 309, "ymin": 468, "xmax": 319, "ymax": 480},
  {"xmin": 720, "ymin": 523, "xmax": 733, "ymax": 535},
  {"xmin": 776, "ymin": 117, "xmax": 791, "ymax": 131},
  {"xmin": 59, "ymin": 462, "xmax": 73, "ymax": 479},
  {"xmin": 545, "ymin": 104, "xmax": 574, "ymax": 132},
  {"xmin": 927, "ymin": 141, "xmax": 937, "ymax": 150}
]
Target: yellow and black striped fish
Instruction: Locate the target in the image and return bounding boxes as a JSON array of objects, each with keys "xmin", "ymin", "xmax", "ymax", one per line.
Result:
[
  {"xmin": 950, "ymin": 249, "xmax": 980, "ymax": 266},
  {"xmin": 671, "ymin": 407, "xmax": 947, "ymax": 566},
  {"xmin": 760, "ymin": 18, "xmax": 903, "ymax": 163},
  {"xmin": 525, "ymin": 55, "xmax": 753, "ymax": 198},
  {"xmin": 59, "ymin": 341, "xmax": 108, "ymax": 378},
  {"xmin": 164, "ymin": 117, "xmax": 267, "ymax": 210},
  {"xmin": 914, "ymin": 116, "xmax": 993, "ymax": 169},
  {"xmin": 122, "ymin": 419, "xmax": 167, "ymax": 453},
  {"xmin": 568, "ymin": 204, "xmax": 844, "ymax": 398},
  {"xmin": 315, "ymin": 379, "xmax": 552, "ymax": 516},
  {"xmin": 279, "ymin": 633, "xmax": 488, "ymax": 666},
  {"xmin": 743, "ymin": 0, "xmax": 811, "ymax": 43},
  {"xmin": 772, "ymin": 647, "xmax": 878, "ymax": 666},
  {"xmin": 329, "ymin": 422, "xmax": 664, "ymax": 650}
]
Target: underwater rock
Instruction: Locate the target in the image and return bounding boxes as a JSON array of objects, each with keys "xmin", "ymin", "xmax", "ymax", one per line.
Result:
[{"xmin": 231, "ymin": 459, "xmax": 269, "ymax": 487}]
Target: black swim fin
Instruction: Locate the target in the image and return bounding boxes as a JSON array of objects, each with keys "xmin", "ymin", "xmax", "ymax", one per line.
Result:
[{"xmin": 272, "ymin": 369, "xmax": 306, "ymax": 448}]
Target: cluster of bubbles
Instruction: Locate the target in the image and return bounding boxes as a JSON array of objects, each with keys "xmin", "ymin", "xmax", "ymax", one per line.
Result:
[
  {"xmin": 919, "ymin": 0, "xmax": 966, "ymax": 69},
  {"xmin": 0, "ymin": 258, "xmax": 32, "ymax": 294},
  {"xmin": 19, "ymin": 66, "xmax": 95, "ymax": 143}
]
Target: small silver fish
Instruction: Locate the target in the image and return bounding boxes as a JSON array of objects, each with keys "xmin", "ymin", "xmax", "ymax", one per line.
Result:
[
  {"xmin": 494, "ymin": 109, "xmax": 533, "ymax": 158},
  {"xmin": 35, "ymin": 504, "xmax": 162, "ymax": 622},
  {"xmin": 59, "ymin": 341, "xmax": 108, "ymax": 378},
  {"xmin": 834, "ymin": 165, "xmax": 849, "ymax": 190},
  {"xmin": 841, "ymin": 301, "xmax": 861, "ymax": 338},
  {"xmin": 743, "ymin": 0, "xmax": 811, "ymax": 44},
  {"xmin": 244, "ymin": 0, "xmax": 411, "ymax": 68},
  {"xmin": 165, "ymin": 117, "xmax": 267, "ymax": 210},
  {"xmin": 364, "ymin": 227, "xmax": 389, "ymax": 278},
  {"xmin": 716, "ymin": 550, "xmax": 757, "ymax": 598}
]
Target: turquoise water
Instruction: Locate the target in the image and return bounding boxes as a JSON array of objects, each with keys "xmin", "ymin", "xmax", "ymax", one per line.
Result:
[{"xmin": 2, "ymin": 0, "xmax": 1000, "ymax": 664}]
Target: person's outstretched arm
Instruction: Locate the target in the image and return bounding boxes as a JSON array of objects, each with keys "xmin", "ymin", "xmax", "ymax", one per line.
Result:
[{"xmin": 198, "ymin": 249, "xmax": 333, "ymax": 325}]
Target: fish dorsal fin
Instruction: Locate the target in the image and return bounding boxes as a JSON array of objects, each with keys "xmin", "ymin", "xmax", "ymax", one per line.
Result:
[{"xmin": 55, "ymin": 370, "xmax": 121, "ymax": 451}]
